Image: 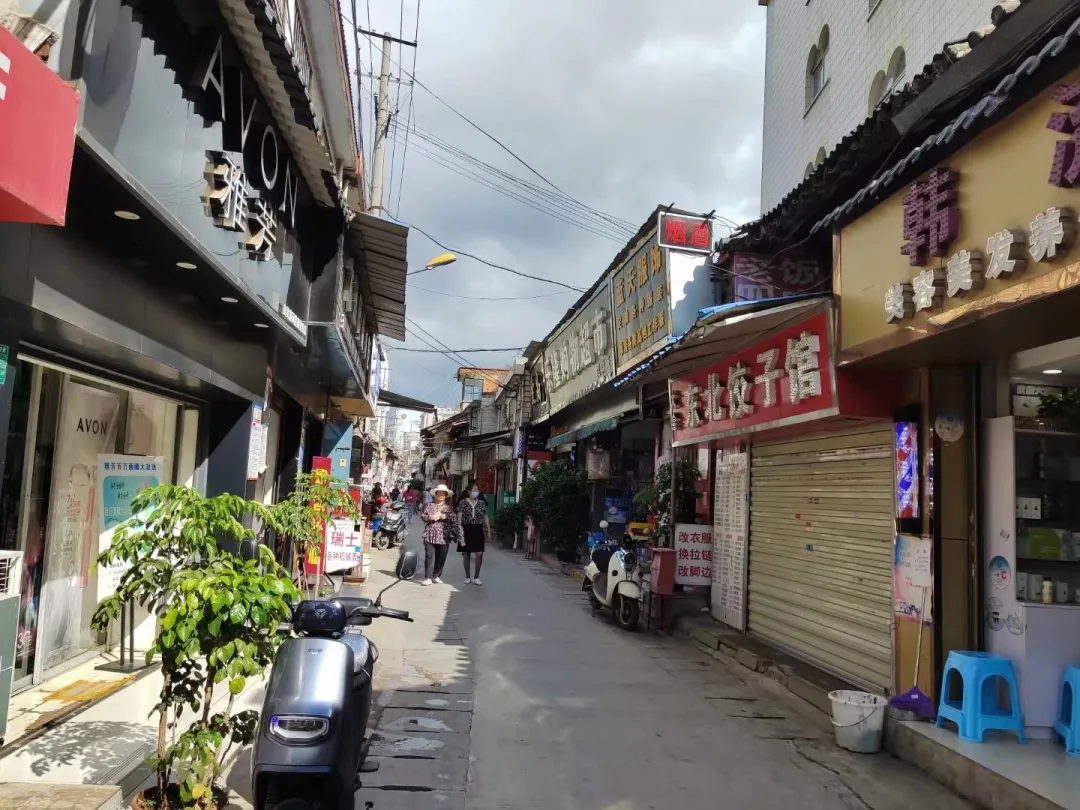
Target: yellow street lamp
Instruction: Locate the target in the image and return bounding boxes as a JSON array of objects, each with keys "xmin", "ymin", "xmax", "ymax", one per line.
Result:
[{"xmin": 424, "ymin": 253, "xmax": 457, "ymax": 270}]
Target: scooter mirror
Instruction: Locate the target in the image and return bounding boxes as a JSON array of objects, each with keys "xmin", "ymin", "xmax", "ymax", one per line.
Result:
[{"xmin": 397, "ymin": 550, "xmax": 419, "ymax": 581}]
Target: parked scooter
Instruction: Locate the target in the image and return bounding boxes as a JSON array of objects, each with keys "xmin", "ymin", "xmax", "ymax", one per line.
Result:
[
  {"xmin": 373, "ymin": 500, "xmax": 408, "ymax": 550},
  {"xmin": 251, "ymin": 550, "xmax": 419, "ymax": 809},
  {"xmin": 582, "ymin": 520, "xmax": 643, "ymax": 631}
]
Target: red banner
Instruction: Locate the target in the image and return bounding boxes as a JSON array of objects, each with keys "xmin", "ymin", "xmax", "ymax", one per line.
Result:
[
  {"xmin": 0, "ymin": 29, "xmax": 78, "ymax": 225},
  {"xmin": 669, "ymin": 311, "xmax": 837, "ymax": 445}
]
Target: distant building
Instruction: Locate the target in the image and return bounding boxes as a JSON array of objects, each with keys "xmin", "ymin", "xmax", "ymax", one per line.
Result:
[{"xmin": 456, "ymin": 367, "xmax": 507, "ymax": 408}]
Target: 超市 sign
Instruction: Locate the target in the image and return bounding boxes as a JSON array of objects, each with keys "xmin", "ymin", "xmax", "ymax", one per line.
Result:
[{"xmin": 543, "ymin": 281, "xmax": 615, "ymax": 416}]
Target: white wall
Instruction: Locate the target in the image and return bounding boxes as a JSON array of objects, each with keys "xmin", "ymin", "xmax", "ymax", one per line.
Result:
[{"xmin": 760, "ymin": 0, "xmax": 999, "ymax": 214}]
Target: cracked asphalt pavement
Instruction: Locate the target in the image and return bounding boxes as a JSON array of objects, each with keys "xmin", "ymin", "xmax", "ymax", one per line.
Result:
[{"xmin": 226, "ymin": 541, "xmax": 972, "ymax": 810}]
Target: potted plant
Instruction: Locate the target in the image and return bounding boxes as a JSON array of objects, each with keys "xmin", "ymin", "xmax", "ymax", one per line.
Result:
[
  {"xmin": 92, "ymin": 484, "xmax": 298, "ymax": 809},
  {"xmin": 491, "ymin": 501, "xmax": 524, "ymax": 549},
  {"xmin": 520, "ymin": 461, "xmax": 590, "ymax": 563},
  {"xmin": 632, "ymin": 459, "xmax": 700, "ymax": 547},
  {"xmin": 1038, "ymin": 388, "xmax": 1080, "ymax": 431},
  {"xmin": 270, "ymin": 469, "xmax": 361, "ymax": 599}
]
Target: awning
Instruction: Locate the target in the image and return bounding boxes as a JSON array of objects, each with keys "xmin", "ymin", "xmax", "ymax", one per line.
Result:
[
  {"xmin": 378, "ymin": 389, "xmax": 435, "ymax": 413},
  {"xmin": 0, "ymin": 28, "xmax": 78, "ymax": 226},
  {"xmin": 213, "ymin": 0, "xmax": 338, "ymax": 207},
  {"xmin": 626, "ymin": 295, "xmax": 829, "ymax": 386},
  {"xmin": 548, "ymin": 417, "xmax": 620, "ymax": 449},
  {"xmin": 347, "ymin": 212, "xmax": 409, "ymax": 341}
]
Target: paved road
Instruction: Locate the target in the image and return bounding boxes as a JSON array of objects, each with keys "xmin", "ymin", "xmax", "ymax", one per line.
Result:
[{"xmin": 226, "ymin": 542, "xmax": 971, "ymax": 810}]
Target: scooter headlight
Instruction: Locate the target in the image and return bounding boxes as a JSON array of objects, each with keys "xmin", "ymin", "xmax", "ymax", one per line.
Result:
[
  {"xmin": 269, "ymin": 715, "xmax": 330, "ymax": 744},
  {"xmin": 623, "ymin": 552, "xmax": 637, "ymax": 571}
]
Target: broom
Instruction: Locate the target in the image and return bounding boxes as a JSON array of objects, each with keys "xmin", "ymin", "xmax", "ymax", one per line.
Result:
[{"xmin": 889, "ymin": 585, "xmax": 936, "ymax": 720}]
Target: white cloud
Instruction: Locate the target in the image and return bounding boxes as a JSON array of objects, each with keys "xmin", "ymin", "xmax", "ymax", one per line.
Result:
[{"xmin": 351, "ymin": 0, "xmax": 766, "ymax": 404}]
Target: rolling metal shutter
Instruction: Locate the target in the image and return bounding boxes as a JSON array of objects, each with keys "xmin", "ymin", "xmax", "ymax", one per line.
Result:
[{"xmin": 748, "ymin": 425, "xmax": 894, "ymax": 693}]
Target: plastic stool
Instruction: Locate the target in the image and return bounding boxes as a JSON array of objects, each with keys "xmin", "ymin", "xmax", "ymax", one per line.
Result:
[
  {"xmin": 936, "ymin": 651, "xmax": 1025, "ymax": 743},
  {"xmin": 1054, "ymin": 664, "xmax": 1080, "ymax": 756}
]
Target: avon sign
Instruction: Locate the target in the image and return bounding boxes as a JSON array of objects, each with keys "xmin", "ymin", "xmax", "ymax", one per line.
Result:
[
  {"xmin": 668, "ymin": 312, "xmax": 837, "ymax": 446},
  {"xmin": 194, "ymin": 36, "xmax": 301, "ymax": 260}
]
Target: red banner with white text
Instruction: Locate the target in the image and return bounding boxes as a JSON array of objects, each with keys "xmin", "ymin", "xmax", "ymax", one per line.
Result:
[{"xmin": 669, "ymin": 311, "xmax": 838, "ymax": 446}]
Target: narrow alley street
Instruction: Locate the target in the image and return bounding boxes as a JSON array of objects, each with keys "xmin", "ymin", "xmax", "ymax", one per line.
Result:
[{"xmin": 229, "ymin": 542, "xmax": 974, "ymax": 810}]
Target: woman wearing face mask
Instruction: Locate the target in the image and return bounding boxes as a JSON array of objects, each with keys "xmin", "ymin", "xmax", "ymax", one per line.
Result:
[{"xmin": 456, "ymin": 479, "xmax": 491, "ymax": 585}]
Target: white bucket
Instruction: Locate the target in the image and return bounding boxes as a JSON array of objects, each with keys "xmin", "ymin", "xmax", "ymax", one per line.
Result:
[{"xmin": 828, "ymin": 690, "xmax": 887, "ymax": 754}]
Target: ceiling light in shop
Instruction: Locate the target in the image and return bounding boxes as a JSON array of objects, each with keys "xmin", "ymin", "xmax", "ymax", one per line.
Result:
[
  {"xmin": 176, "ymin": 261, "xmax": 197, "ymax": 270},
  {"xmin": 254, "ymin": 323, "xmax": 269, "ymax": 328},
  {"xmin": 114, "ymin": 210, "xmax": 140, "ymax": 220},
  {"xmin": 221, "ymin": 296, "xmax": 238, "ymax": 304},
  {"xmin": 1043, "ymin": 368, "xmax": 1064, "ymax": 375}
]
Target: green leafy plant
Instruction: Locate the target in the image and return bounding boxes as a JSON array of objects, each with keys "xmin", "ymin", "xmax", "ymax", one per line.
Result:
[
  {"xmin": 1038, "ymin": 388, "xmax": 1080, "ymax": 430},
  {"xmin": 270, "ymin": 469, "xmax": 360, "ymax": 598},
  {"xmin": 635, "ymin": 459, "xmax": 700, "ymax": 547},
  {"xmin": 491, "ymin": 501, "xmax": 524, "ymax": 549},
  {"xmin": 520, "ymin": 461, "xmax": 590, "ymax": 562},
  {"xmin": 92, "ymin": 484, "xmax": 298, "ymax": 809}
]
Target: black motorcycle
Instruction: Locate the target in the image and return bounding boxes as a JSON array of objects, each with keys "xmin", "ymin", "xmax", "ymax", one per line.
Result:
[
  {"xmin": 373, "ymin": 500, "xmax": 408, "ymax": 550},
  {"xmin": 251, "ymin": 550, "xmax": 419, "ymax": 809}
]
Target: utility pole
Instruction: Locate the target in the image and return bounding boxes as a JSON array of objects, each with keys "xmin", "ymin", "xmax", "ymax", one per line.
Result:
[{"xmin": 356, "ymin": 27, "xmax": 417, "ymax": 217}]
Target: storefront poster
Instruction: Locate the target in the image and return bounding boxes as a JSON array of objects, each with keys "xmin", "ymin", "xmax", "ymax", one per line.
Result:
[
  {"xmin": 96, "ymin": 455, "xmax": 164, "ymax": 603},
  {"xmin": 38, "ymin": 379, "xmax": 120, "ymax": 676},
  {"xmin": 669, "ymin": 311, "xmax": 836, "ymax": 446},
  {"xmin": 323, "ymin": 518, "xmax": 363, "ymax": 574},
  {"xmin": 711, "ymin": 450, "xmax": 748, "ymax": 630},
  {"xmin": 894, "ymin": 534, "xmax": 933, "ymax": 623},
  {"xmin": 586, "ymin": 448, "xmax": 610, "ymax": 480},
  {"xmin": 674, "ymin": 523, "xmax": 714, "ymax": 586},
  {"xmin": 247, "ymin": 404, "xmax": 264, "ymax": 481}
]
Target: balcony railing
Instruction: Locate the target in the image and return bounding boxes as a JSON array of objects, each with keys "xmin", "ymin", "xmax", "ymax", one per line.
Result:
[{"xmin": 271, "ymin": 0, "xmax": 315, "ymax": 113}]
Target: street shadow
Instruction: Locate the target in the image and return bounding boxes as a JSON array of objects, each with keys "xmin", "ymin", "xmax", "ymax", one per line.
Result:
[{"xmin": 7, "ymin": 719, "xmax": 155, "ymax": 781}]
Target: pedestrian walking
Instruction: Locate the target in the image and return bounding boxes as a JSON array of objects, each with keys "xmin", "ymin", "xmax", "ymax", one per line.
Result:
[
  {"xmin": 457, "ymin": 479, "xmax": 491, "ymax": 585},
  {"xmin": 420, "ymin": 484, "xmax": 454, "ymax": 586}
]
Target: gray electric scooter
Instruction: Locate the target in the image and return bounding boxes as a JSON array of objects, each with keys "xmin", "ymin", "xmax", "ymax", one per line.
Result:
[{"xmin": 251, "ymin": 550, "xmax": 419, "ymax": 809}]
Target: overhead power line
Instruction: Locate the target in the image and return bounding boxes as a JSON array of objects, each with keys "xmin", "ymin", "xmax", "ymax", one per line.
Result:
[
  {"xmin": 407, "ymin": 283, "xmax": 574, "ymax": 301},
  {"xmin": 386, "ymin": 213, "xmax": 586, "ymax": 292},
  {"xmin": 390, "ymin": 346, "xmax": 526, "ymax": 353},
  {"xmin": 353, "ymin": 27, "xmax": 634, "ymax": 237}
]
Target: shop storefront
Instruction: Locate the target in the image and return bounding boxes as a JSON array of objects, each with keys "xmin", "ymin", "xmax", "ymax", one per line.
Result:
[
  {"xmin": 825, "ymin": 41, "xmax": 1080, "ymax": 798},
  {"xmin": 666, "ymin": 300, "xmax": 898, "ymax": 691},
  {"xmin": 0, "ymin": 0, "xmax": 351, "ymax": 692}
]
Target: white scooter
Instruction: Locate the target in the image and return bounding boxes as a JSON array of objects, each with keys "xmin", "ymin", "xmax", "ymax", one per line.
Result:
[{"xmin": 582, "ymin": 520, "xmax": 643, "ymax": 631}]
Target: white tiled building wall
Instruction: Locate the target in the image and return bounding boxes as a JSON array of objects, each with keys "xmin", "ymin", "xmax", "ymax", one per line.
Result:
[{"xmin": 760, "ymin": 0, "xmax": 1001, "ymax": 214}]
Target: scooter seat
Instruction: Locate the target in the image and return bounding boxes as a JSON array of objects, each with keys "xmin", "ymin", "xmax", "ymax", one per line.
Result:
[
  {"xmin": 340, "ymin": 632, "xmax": 371, "ymax": 675},
  {"xmin": 591, "ymin": 545, "xmax": 617, "ymax": 571}
]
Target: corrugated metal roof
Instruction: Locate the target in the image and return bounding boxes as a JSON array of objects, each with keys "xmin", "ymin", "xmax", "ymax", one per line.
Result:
[
  {"xmin": 723, "ymin": 0, "xmax": 1028, "ymax": 255},
  {"xmin": 347, "ymin": 212, "xmax": 410, "ymax": 341},
  {"xmin": 814, "ymin": 10, "xmax": 1080, "ymax": 233},
  {"xmin": 215, "ymin": 0, "xmax": 340, "ymax": 207}
]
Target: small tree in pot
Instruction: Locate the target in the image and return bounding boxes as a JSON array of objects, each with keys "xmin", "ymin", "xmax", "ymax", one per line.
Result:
[
  {"xmin": 270, "ymin": 469, "xmax": 360, "ymax": 599},
  {"xmin": 92, "ymin": 484, "xmax": 298, "ymax": 809},
  {"xmin": 520, "ymin": 461, "xmax": 590, "ymax": 562}
]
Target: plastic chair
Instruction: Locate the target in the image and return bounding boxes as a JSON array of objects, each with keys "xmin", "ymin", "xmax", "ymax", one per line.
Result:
[
  {"xmin": 1054, "ymin": 664, "xmax": 1080, "ymax": 756},
  {"xmin": 936, "ymin": 651, "xmax": 1025, "ymax": 743}
]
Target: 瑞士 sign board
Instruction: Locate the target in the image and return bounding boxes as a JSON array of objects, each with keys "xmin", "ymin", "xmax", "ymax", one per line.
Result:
[
  {"xmin": 324, "ymin": 519, "xmax": 364, "ymax": 574},
  {"xmin": 837, "ymin": 69, "xmax": 1080, "ymax": 360},
  {"xmin": 674, "ymin": 524, "xmax": 714, "ymax": 586},
  {"xmin": 610, "ymin": 228, "xmax": 671, "ymax": 374},
  {"xmin": 542, "ymin": 281, "xmax": 615, "ymax": 415},
  {"xmin": 668, "ymin": 311, "xmax": 837, "ymax": 446}
]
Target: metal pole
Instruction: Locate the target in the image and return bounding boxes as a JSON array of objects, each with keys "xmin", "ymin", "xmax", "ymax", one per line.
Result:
[{"xmin": 369, "ymin": 33, "xmax": 394, "ymax": 217}]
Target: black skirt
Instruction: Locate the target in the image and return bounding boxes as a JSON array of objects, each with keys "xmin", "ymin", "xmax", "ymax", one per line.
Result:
[{"xmin": 459, "ymin": 523, "xmax": 485, "ymax": 553}]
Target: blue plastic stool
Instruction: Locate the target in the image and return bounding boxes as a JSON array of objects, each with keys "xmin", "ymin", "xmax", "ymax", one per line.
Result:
[
  {"xmin": 1054, "ymin": 664, "xmax": 1080, "ymax": 756},
  {"xmin": 936, "ymin": 651, "xmax": 1025, "ymax": 743}
]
